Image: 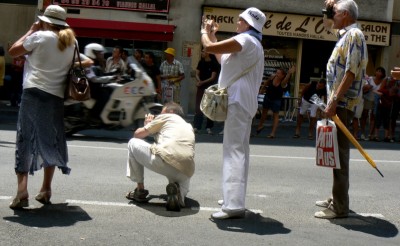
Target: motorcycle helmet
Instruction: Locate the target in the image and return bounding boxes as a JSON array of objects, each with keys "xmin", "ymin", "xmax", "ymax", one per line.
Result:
[{"xmin": 84, "ymin": 43, "xmax": 105, "ymax": 59}]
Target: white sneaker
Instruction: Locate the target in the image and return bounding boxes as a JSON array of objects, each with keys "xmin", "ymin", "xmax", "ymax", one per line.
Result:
[
  {"xmin": 314, "ymin": 207, "xmax": 348, "ymax": 219},
  {"xmin": 218, "ymin": 130, "xmax": 224, "ymax": 135},
  {"xmin": 360, "ymin": 134, "xmax": 367, "ymax": 141},
  {"xmin": 211, "ymin": 210, "xmax": 245, "ymax": 220},
  {"xmin": 206, "ymin": 128, "xmax": 213, "ymax": 135},
  {"xmin": 315, "ymin": 198, "xmax": 332, "ymax": 208},
  {"xmin": 217, "ymin": 199, "xmax": 224, "ymax": 206}
]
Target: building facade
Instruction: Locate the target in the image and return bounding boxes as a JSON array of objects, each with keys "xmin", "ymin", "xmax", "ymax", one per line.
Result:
[{"xmin": 1, "ymin": 0, "xmax": 399, "ymax": 113}]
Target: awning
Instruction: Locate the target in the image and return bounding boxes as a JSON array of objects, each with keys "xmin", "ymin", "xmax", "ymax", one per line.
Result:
[{"xmin": 66, "ymin": 18, "xmax": 175, "ymax": 42}]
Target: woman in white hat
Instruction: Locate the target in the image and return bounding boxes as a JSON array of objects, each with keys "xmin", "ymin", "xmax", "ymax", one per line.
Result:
[
  {"xmin": 8, "ymin": 5, "xmax": 76, "ymax": 209},
  {"xmin": 201, "ymin": 7, "xmax": 267, "ymax": 219}
]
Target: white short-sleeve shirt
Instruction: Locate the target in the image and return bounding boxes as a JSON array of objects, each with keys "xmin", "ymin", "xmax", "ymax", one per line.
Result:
[
  {"xmin": 23, "ymin": 30, "xmax": 75, "ymax": 98},
  {"xmin": 218, "ymin": 33, "xmax": 264, "ymax": 116}
]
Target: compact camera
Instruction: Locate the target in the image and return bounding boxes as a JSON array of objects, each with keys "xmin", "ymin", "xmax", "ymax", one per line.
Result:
[{"xmin": 322, "ymin": 6, "xmax": 335, "ymax": 19}]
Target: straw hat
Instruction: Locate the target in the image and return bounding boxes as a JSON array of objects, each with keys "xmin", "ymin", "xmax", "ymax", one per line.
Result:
[
  {"xmin": 164, "ymin": 48, "xmax": 176, "ymax": 57},
  {"xmin": 38, "ymin": 5, "xmax": 69, "ymax": 27},
  {"xmin": 239, "ymin": 7, "xmax": 266, "ymax": 33}
]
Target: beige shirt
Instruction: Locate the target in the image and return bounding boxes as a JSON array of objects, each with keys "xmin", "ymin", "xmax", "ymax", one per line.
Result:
[{"xmin": 144, "ymin": 114, "xmax": 195, "ymax": 177}]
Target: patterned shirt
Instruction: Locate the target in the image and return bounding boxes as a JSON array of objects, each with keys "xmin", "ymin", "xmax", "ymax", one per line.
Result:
[
  {"xmin": 160, "ymin": 59, "xmax": 184, "ymax": 78},
  {"xmin": 326, "ymin": 23, "xmax": 368, "ymax": 112}
]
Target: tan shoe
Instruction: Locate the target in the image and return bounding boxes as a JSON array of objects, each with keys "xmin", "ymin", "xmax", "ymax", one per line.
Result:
[
  {"xmin": 315, "ymin": 198, "xmax": 333, "ymax": 208},
  {"xmin": 314, "ymin": 207, "xmax": 348, "ymax": 219}
]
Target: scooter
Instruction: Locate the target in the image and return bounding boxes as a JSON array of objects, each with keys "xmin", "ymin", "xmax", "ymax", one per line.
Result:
[{"xmin": 64, "ymin": 65, "xmax": 163, "ymax": 136}]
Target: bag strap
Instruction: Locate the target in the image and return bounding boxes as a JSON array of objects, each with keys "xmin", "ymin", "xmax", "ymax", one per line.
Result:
[
  {"xmin": 69, "ymin": 41, "xmax": 83, "ymax": 71},
  {"xmin": 223, "ymin": 60, "xmax": 259, "ymax": 88}
]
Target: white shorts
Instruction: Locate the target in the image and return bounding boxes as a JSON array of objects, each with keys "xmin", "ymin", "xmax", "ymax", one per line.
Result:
[{"xmin": 299, "ymin": 98, "xmax": 319, "ymax": 118}]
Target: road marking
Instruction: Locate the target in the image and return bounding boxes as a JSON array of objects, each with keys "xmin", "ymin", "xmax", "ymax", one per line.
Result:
[
  {"xmin": 32, "ymin": 145, "xmax": 399, "ymax": 164},
  {"xmin": 1, "ymin": 197, "xmax": 384, "ymax": 218},
  {"xmin": 66, "ymin": 199, "xmax": 135, "ymax": 207},
  {"xmin": 68, "ymin": 145, "xmax": 126, "ymax": 151},
  {"xmin": 66, "ymin": 199, "xmax": 263, "ymax": 214},
  {"xmin": 250, "ymin": 154, "xmax": 400, "ymax": 163}
]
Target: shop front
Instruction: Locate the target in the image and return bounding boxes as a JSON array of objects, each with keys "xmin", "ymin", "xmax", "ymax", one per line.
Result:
[
  {"xmin": 40, "ymin": 0, "xmax": 175, "ymax": 57},
  {"xmin": 203, "ymin": 6, "xmax": 391, "ymax": 97}
]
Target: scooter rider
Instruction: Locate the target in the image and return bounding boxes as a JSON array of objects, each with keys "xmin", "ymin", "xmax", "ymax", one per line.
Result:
[{"xmin": 84, "ymin": 43, "xmax": 117, "ymax": 122}]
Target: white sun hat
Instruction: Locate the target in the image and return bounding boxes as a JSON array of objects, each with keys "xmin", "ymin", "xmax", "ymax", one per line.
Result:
[
  {"xmin": 239, "ymin": 7, "xmax": 266, "ymax": 33},
  {"xmin": 38, "ymin": 5, "xmax": 69, "ymax": 27}
]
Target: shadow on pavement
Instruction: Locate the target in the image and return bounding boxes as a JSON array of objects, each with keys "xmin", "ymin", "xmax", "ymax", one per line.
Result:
[
  {"xmin": 128, "ymin": 195, "xmax": 200, "ymax": 217},
  {"xmin": 329, "ymin": 212, "xmax": 398, "ymax": 238},
  {"xmin": 3, "ymin": 203, "xmax": 92, "ymax": 228},
  {"xmin": 210, "ymin": 211, "xmax": 291, "ymax": 235}
]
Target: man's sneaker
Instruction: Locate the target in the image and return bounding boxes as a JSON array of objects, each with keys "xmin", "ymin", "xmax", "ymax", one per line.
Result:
[
  {"xmin": 315, "ymin": 198, "xmax": 332, "ymax": 208},
  {"xmin": 126, "ymin": 188, "xmax": 149, "ymax": 203},
  {"xmin": 166, "ymin": 183, "xmax": 181, "ymax": 212},
  {"xmin": 218, "ymin": 129, "xmax": 224, "ymax": 135},
  {"xmin": 314, "ymin": 207, "xmax": 348, "ymax": 219},
  {"xmin": 360, "ymin": 134, "xmax": 367, "ymax": 141},
  {"xmin": 206, "ymin": 128, "xmax": 213, "ymax": 135}
]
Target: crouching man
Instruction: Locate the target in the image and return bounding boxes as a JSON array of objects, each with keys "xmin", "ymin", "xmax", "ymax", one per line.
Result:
[{"xmin": 125, "ymin": 102, "xmax": 195, "ymax": 211}]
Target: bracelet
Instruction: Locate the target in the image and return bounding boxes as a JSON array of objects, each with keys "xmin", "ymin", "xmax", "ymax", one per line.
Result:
[{"xmin": 201, "ymin": 31, "xmax": 209, "ymax": 35}]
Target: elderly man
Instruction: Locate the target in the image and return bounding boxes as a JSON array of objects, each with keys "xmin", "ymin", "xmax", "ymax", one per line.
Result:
[
  {"xmin": 125, "ymin": 102, "xmax": 195, "ymax": 212},
  {"xmin": 315, "ymin": 0, "xmax": 368, "ymax": 219},
  {"xmin": 159, "ymin": 48, "xmax": 185, "ymax": 103}
]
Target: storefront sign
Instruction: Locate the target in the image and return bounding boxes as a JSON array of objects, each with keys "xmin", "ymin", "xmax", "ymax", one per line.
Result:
[
  {"xmin": 53, "ymin": 0, "xmax": 170, "ymax": 13},
  {"xmin": 203, "ymin": 7, "xmax": 391, "ymax": 46}
]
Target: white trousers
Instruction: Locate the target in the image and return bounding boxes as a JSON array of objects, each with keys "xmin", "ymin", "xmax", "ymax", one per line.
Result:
[
  {"xmin": 221, "ymin": 103, "xmax": 253, "ymax": 212},
  {"xmin": 126, "ymin": 138, "xmax": 190, "ymax": 199}
]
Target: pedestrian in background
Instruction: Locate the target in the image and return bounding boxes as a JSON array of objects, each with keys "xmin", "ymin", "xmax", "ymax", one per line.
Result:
[
  {"xmin": 359, "ymin": 67, "xmax": 386, "ymax": 141},
  {"xmin": 201, "ymin": 7, "xmax": 266, "ymax": 219},
  {"xmin": 255, "ymin": 66, "xmax": 296, "ymax": 138},
  {"xmin": 160, "ymin": 48, "xmax": 185, "ymax": 103},
  {"xmin": 8, "ymin": 5, "xmax": 75, "ymax": 209},
  {"xmin": 0, "ymin": 45, "xmax": 5, "ymax": 88},
  {"xmin": 105, "ymin": 45, "xmax": 126, "ymax": 75},
  {"xmin": 8, "ymin": 55, "xmax": 25, "ymax": 107},
  {"xmin": 315, "ymin": 0, "xmax": 368, "ymax": 219},
  {"xmin": 293, "ymin": 78, "xmax": 327, "ymax": 140},
  {"xmin": 142, "ymin": 51, "xmax": 162, "ymax": 101},
  {"xmin": 193, "ymin": 50, "xmax": 220, "ymax": 134}
]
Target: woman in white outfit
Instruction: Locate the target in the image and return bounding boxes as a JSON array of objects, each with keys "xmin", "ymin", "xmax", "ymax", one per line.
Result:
[{"xmin": 201, "ymin": 7, "xmax": 267, "ymax": 219}]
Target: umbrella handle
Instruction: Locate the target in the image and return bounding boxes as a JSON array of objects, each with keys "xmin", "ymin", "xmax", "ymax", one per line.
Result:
[{"xmin": 331, "ymin": 115, "xmax": 383, "ymax": 177}]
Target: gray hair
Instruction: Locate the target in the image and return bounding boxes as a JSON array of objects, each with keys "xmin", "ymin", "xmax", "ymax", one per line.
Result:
[
  {"xmin": 336, "ymin": 0, "xmax": 359, "ymax": 20},
  {"xmin": 163, "ymin": 102, "xmax": 184, "ymax": 117}
]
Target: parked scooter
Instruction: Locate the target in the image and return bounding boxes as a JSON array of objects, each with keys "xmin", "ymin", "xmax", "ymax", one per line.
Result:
[{"xmin": 64, "ymin": 63, "xmax": 163, "ymax": 136}]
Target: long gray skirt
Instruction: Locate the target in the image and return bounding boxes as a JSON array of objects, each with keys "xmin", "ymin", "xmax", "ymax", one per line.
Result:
[{"xmin": 15, "ymin": 88, "xmax": 70, "ymax": 175}]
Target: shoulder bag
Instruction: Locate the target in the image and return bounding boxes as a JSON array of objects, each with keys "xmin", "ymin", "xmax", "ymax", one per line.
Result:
[
  {"xmin": 200, "ymin": 62, "xmax": 258, "ymax": 122},
  {"xmin": 65, "ymin": 43, "xmax": 91, "ymax": 101}
]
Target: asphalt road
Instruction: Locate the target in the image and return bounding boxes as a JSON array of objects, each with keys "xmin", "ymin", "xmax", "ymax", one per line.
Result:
[{"xmin": 0, "ymin": 114, "xmax": 399, "ymax": 246}]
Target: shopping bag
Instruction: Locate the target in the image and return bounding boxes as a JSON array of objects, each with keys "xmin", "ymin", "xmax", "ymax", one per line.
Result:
[
  {"xmin": 315, "ymin": 119, "xmax": 340, "ymax": 168},
  {"xmin": 163, "ymin": 85, "xmax": 173, "ymax": 103}
]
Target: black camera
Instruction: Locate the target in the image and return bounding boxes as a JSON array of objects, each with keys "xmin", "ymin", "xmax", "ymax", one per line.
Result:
[{"xmin": 322, "ymin": 6, "xmax": 335, "ymax": 19}]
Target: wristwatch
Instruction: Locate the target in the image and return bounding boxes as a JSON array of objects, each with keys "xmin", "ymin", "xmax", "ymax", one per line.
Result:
[{"xmin": 332, "ymin": 95, "xmax": 338, "ymax": 102}]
